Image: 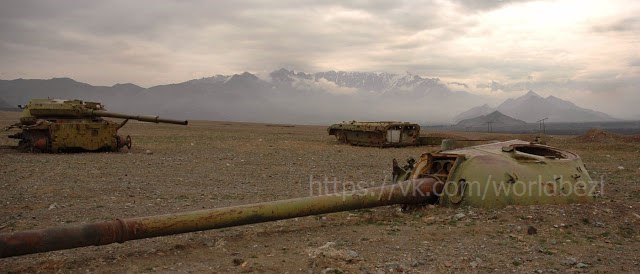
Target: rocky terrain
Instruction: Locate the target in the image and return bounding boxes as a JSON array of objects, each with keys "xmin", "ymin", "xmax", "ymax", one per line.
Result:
[{"xmin": 0, "ymin": 111, "xmax": 638, "ymax": 273}]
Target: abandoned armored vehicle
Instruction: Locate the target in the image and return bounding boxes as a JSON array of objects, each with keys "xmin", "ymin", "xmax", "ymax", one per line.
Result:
[{"xmin": 4, "ymin": 98, "xmax": 188, "ymax": 152}]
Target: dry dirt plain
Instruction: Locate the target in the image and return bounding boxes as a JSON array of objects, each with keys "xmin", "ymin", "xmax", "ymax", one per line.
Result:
[{"xmin": 0, "ymin": 111, "xmax": 639, "ymax": 273}]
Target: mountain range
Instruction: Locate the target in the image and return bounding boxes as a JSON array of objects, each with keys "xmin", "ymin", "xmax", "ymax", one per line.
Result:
[
  {"xmin": 0, "ymin": 69, "xmax": 482, "ymax": 124},
  {"xmin": 454, "ymin": 90, "xmax": 616, "ymax": 123},
  {"xmin": 0, "ymin": 70, "xmax": 615, "ymax": 124}
]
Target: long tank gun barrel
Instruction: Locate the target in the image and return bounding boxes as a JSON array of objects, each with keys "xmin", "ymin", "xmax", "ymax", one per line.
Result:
[
  {"xmin": 91, "ymin": 110, "xmax": 188, "ymax": 125},
  {"xmin": 0, "ymin": 178, "xmax": 441, "ymax": 258}
]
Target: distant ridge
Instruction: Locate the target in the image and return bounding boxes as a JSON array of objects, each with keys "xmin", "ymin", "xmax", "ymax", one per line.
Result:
[
  {"xmin": 455, "ymin": 111, "xmax": 526, "ymax": 128},
  {"xmin": 455, "ymin": 90, "xmax": 616, "ymax": 123},
  {"xmin": 453, "ymin": 103, "xmax": 494, "ymax": 123}
]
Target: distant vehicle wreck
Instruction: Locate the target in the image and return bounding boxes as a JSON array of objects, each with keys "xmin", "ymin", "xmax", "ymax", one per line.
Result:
[{"xmin": 328, "ymin": 121, "xmax": 423, "ymax": 147}]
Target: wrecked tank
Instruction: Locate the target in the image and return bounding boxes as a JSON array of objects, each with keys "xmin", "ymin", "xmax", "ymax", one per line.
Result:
[
  {"xmin": 328, "ymin": 121, "xmax": 421, "ymax": 147},
  {"xmin": 0, "ymin": 141, "xmax": 597, "ymax": 258},
  {"xmin": 4, "ymin": 98, "xmax": 188, "ymax": 152},
  {"xmin": 393, "ymin": 140, "xmax": 597, "ymax": 208}
]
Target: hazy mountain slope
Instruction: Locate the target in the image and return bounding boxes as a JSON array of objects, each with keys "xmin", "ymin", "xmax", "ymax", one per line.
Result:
[
  {"xmin": 453, "ymin": 104, "xmax": 495, "ymax": 123},
  {"xmin": 0, "ymin": 96, "xmax": 16, "ymax": 110},
  {"xmin": 496, "ymin": 90, "xmax": 616, "ymax": 122},
  {"xmin": 455, "ymin": 111, "xmax": 527, "ymax": 128},
  {"xmin": 453, "ymin": 90, "xmax": 616, "ymax": 124}
]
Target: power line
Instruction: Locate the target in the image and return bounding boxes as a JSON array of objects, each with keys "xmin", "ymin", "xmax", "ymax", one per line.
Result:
[{"xmin": 536, "ymin": 117, "xmax": 548, "ymax": 134}]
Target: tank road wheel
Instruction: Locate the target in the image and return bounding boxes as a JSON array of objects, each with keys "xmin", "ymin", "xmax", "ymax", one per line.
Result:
[
  {"xmin": 31, "ymin": 136, "xmax": 51, "ymax": 153},
  {"xmin": 336, "ymin": 131, "xmax": 347, "ymax": 143},
  {"xmin": 125, "ymin": 135, "xmax": 132, "ymax": 149},
  {"xmin": 115, "ymin": 135, "xmax": 132, "ymax": 151}
]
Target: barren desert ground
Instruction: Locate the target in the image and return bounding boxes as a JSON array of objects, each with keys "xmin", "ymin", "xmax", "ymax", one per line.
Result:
[{"xmin": 0, "ymin": 111, "xmax": 639, "ymax": 273}]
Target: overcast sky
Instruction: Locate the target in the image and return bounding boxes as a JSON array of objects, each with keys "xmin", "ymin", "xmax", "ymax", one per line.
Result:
[{"xmin": 0, "ymin": 0, "xmax": 638, "ymax": 118}]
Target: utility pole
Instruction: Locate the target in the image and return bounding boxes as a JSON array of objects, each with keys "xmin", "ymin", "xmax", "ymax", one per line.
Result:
[
  {"xmin": 487, "ymin": 121, "xmax": 494, "ymax": 133},
  {"xmin": 536, "ymin": 117, "xmax": 548, "ymax": 134}
]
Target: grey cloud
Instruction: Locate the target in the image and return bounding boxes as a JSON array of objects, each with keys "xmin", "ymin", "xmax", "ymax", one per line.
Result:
[
  {"xmin": 0, "ymin": 0, "xmax": 469, "ymax": 73},
  {"xmin": 477, "ymin": 80, "xmax": 506, "ymax": 91},
  {"xmin": 448, "ymin": 81, "xmax": 469, "ymax": 88},
  {"xmin": 450, "ymin": 0, "xmax": 544, "ymax": 11},
  {"xmin": 592, "ymin": 17, "xmax": 640, "ymax": 33}
]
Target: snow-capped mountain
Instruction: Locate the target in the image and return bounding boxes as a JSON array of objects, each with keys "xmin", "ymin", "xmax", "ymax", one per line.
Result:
[{"xmin": 269, "ymin": 68, "xmax": 455, "ymax": 97}]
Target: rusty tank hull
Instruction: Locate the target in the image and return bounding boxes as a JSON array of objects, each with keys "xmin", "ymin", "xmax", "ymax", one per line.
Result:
[
  {"xmin": 328, "ymin": 121, "xmax": 421, "ymax": 147},
  {"xmin": 5, "ymin": 98, "xmax": 188, "ymax": 152},
  {"xmin": 0, "ymin": 178, "xmax": 442, "ymax": 258}
]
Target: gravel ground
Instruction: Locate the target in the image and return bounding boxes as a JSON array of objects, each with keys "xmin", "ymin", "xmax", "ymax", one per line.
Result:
[{"xmin": 0, "ymin": 111, "xmax": 639, "ymax": 273}]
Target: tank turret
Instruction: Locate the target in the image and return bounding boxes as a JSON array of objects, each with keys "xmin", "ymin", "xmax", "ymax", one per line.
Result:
[{"xmin": 5, "ymin": 98, "xmax": 188, "ymax": 152}]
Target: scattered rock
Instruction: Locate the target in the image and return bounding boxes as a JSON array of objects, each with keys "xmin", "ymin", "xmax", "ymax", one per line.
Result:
[
  {"xmin": 347, "ymin": 250, "xmax": 359, "ymax": 258},
  {"xmin": 48, "ymin": 203, "xmax": 58, "ymax": 210},
  {"xmin": 562, "ymin": 257, "xmax": 577, "ymax": 266},
  {"xmin": 307, "ymin": 242, "xmax": 359, "ymax": 263},
  {"xmin": 232, "ymin": 258, "xmax": 244, "ymax": 266},
  {"xmin": 617, "ymin": 166, "xmax": 625, "ymax": 170},
  {"xmin": 145, "ymin": 150, "xmax": 153, "ymax": 155},
  {"xmin": 576, "ymin": 262, "xmax": 589, "ymax": 268},
  {"xmin": 321, "ymin": 268, "xmax": 343, "ymax": 274},
  {"xmin": 453, "ymin": 213, "xmax": 466, "ymax": 221},
  {"xmin": 512, "ymin": 257, "xmax": 523, "ymax": 266},
  {"xmin": 384, "ymin": 262, "xmax": 404, "ymax": 272}
]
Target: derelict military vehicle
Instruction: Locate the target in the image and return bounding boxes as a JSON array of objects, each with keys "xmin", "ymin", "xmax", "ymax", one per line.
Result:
[
  {"xmin": 328, "ymin": 121, "xmax": 421, "ymax": 147},
  {"xmin": 4, "ymin": 98, "xmax": 188, "ymax": 152}
]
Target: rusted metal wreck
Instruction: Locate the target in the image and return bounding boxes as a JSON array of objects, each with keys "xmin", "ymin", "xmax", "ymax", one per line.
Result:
[{"xmin": 328, "ymin": 121, "xmax": 422, "ymax": 147}]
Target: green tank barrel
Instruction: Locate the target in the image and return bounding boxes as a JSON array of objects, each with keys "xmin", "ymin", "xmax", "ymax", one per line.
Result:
[
  {"xmin": 0, "ymin": 178, "xmax": 441, "ymax": 258},
  {"xmin": 91, "ymin": 110, "xmax": 188, "ymax": 125}
]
